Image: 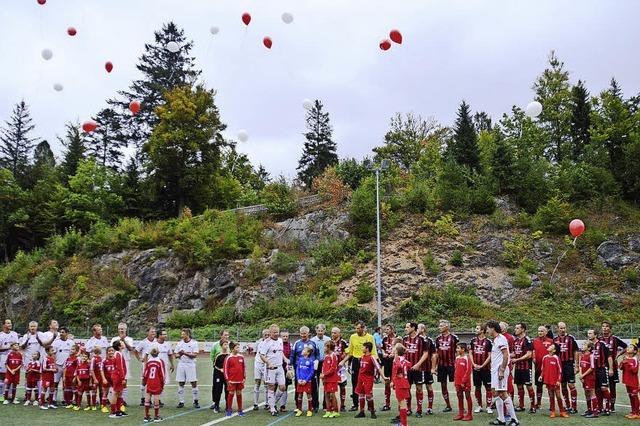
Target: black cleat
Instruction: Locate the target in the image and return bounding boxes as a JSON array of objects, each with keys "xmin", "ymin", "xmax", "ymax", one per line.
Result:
[
  {"xmin": 253, "ymin": 404, "xmax": 259, "ymax": 411},
  {"xmin": 489, "ymin": 421, "xmax": 506, "ymax": 425},
  {"xmin": 140, "ymin": 398, "xmax": 145, "ymax": 407},
  {"xmin": 381, "ymin": 405, "xmax": 391, "ymax": 411},
  {"xmin": 371, "ymin": 412, "xmax": 377, "ymax": 419},
  {"xmin": 442, "ymin": 406, "xmax": 452, "ymax": 412},
  {"xmin": 415, "ymin": 412, "xmax": 423, "ymax": 418},
  {"xmin": 355, "ymin": 411, "xmax": 366, "ymax": 418},
  {"xmin": 508, "ymin": 419, "xmax": 520, "ymax": 426},
  {"xmin": 514, "ymin": 407, "xmax": 524, "ymax": 412},
  {"xmin": 193, "ymin": 400, "xmax": 200, "ymax": 409},
  {"xmin": 176, "ymin": 402, "xmax": 184, "ymax": 408},
  {"xmin": 528, "ymin": 407, "xmax": 536, "ymax": 414},
  {"xmin": 349, "ymin": 405, "xmax": 358, "ymax": 411}
]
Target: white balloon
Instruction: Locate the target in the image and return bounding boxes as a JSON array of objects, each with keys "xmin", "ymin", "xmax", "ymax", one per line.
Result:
[
  {"xmin": 525, "ymin": 101, "xmax": 543, "ymax": 118},
  {"xmin": 237, "ymin": 130, "xmax": 249, "ymax": 143},
  {"xmin": 210, "ymin": 26, "xmax": 219, "ymax": 35},
  {"xmin": 53, "ymin": 83, "xmax": 64, "ymax": 92},
  {"xmin": 281, "ymin": 12, "xmax": 294, "ymax": 24},
  {"xmin": 166, "ymin": 41, "xmax": 180, "ymax": 53},
  {"xmin": 41, "ymin": 48, "xmax": 53, "ymax": 60},
  {"xmin": 302, "ymin": 99, "xmax": 313, "ymax": 110}
]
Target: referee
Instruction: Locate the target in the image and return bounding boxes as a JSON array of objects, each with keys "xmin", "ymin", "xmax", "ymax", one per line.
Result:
[{"xmin": 339, "ymin": 321, "xmax": 378, "ymax": 411}]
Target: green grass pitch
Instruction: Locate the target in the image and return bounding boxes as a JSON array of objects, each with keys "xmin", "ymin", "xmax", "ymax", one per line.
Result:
[{"xmin": 0, "ymin": 355, "xmax": 633, "ymax": 425}]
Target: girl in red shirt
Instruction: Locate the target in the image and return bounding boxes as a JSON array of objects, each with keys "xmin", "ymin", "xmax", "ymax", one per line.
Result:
[
  {"xmin": 391, "ymin": 344, "xmax": 412, "ymax": 426},
  {"xmin": 579, "ymin": 341, "xmax": 598, "ymax": 417},
  {"xmin": 101, "ymin": 347, "xmax": 116, "ymax": 412},
  {"xmin": 453, "ymin": 343, "xmax": 473, "ymax": 421},
  {"xmin": 40, "ymin": 346, "xmax": 57, "ymax": 409},
  {"xmin": 24, "ymin": 352, "xmax": 41, "ymax": 405},
  {"xmin": 3, "ymin": 342, "xmax": 22, "ymax": 403},
  {"xmin": 223, "ymin": 341, "xmax": 246, "ymax": 417},
  {"xmin": 619, "ymin": 344, "xmax": 639, "ymax": 419},
  {"xmin": 62, "ymin": 345, "xmax": 79, "ymax": 408},
  {"xmin": 540, "ymin": 344, "xmax": 568, "ymax": 418},
  {"xmin": 74, "ymin": 352, "xmax": 92, "ymax": 410},
  {"xmin": 320, "ymin": 341, "xmax": 339, "ymax": 418},
  {"xmin": 109, "ymin": 340, "xmax": 128, "ymax": 418}
]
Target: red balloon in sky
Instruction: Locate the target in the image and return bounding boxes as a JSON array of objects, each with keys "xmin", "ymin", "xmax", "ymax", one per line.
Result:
[
  {"xmin": 67, "ymin": 27, "xmax": 77, "ymax": 36},
  {"xmin": 82, "ymin": 120, "xmax": 98, "ymax": 133},
  {"xmin": 37, "ymin": 0, "xmax": 46, "ymax": 5},
  {"xmin": 569, "ymin": 219, "xmax": 585, "ymax": 238},
  {"xmin": 263, "ymin": 37, "xmax": 272, "ymax": 49},
  {"xmin": 129, "ymin": 100, "xmax": 141, "ymax": 115},
  {"xmin": 390, "ymin": 29, "xmax": 403, "ymax": 44},
  {"xmin": 379, "ymin": 39, "xmax": 391, "ymax": 51},
  {"xmin": 242, "ymin": 12, "xmax": 251, "ymax": 26},
  {"xmin": 105, "ymin": 61, "xmax": 113, "ymax": 73}
]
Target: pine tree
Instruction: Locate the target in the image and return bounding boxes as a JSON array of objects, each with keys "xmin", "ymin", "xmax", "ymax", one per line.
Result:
[
  {"xmin": 110, "ymin": 22, "xmax": 201, "ymax": 151},
  {"xmin": 86, "ymin": 108, "xmax": 127, "ymax": 169},
  {"xmin": 473, "ymin": 111, "xmax": 493, "ymax": 133},
  {"xmin": 569, "ymin": 80, "xmax": 591, "ymax": 162},
  {"xmin": 491, "ymin": 132, "xmax": 515, "ymax": 194},
  {"xmin": 119, "ymin": 158, "xmax": 144, "ymax": 217},
  {"xmin": 28, "ymin": 140, "xmax": 56, "ymax": 186},
  {"xmin": 0, "ymin": 100, "xmax": 39, "ymax": 184},
  {"xmin": 297, "ymin": 100, "xmax": 338, "ymax": 187},
  {"xmin": 448, "ymin": 100, "xmax": 481, "ymax": 173},
  {"xmin": 59, "ymin": 122, "xmax": 86, "ymax": 181}
]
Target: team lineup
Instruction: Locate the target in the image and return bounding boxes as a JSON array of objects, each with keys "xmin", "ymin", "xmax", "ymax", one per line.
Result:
[{"xmin": 0, "ymin": 318, "xmax": 639, "ymax": 425}]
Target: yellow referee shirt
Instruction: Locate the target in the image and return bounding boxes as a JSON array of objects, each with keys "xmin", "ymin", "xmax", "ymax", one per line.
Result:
[{"xmin": 346, "ymin": 333, "xmax": 378, "ymax": 359}]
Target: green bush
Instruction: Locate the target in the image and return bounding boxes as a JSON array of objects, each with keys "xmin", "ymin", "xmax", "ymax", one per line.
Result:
[
  {"xmin": 311, "ymin": 238, "xmax": 357, "ymax": 267},
  {"xmin": 337, "ymin": 261, "xmax": 356, "ymax": 280},
  {"xmin": 270, "ymin": 251, "xmax": 297, "ymax": 274},
  {"xmin": 488, "ymin": 210, "xmax": 516, "ymax": 229},
  {"xmin": 520, "ymin": 258, "xmax": 538, "ymax": 274},
  {"xmin": 501, "ymin": 235, "xmax": 533, "ymax": 268},
  {"xmin": 355, "ymin": 280, "xmax": 375, "ymax": 303},
  {"xmin": 261, "ymin": 181, "xmax": 297, "ymax": 220},
  {"xmin": 349, "ymin": 176, "xmax": 376, "ymax": 237},
  {"xmin": 449, "ymin": 250, "xmax": 463, "ymax": 266},
  {"xmin": 422, "ymin": 250, "xmax": 441, "ymax": 275},
  {"xmin": 0, "ymin": 249, "xmax": 46, "ymax": 289},
  {"xmin": 403, "ymin": 179, "xmax": 434, "ymax": 213},
  {"xmin": 245, "ymin": 246, "xmax": 268, "ymax": 283},
  {"xmin": 423, "ymin": 214, "xmax": 460, "ymax": 238},
  {"xmin": 533, "ymin": 196, "xmax": 573, "ymax": 235},
  {"xmin": 355, "ymin": 249, "xmax": 374, "ymax": 264},
  {"xmin": 47, "ymin": 229, "xmax": 84, "ymax": 260},
  {"xmin": 470, "ymin": 186, "xmax": 496, "ymax": 215},
  {"xmin": 512, "ymin": 267, "xmax": 532, "ymax": 289},
  {"xmin": 552, "ymin": 162, "xmax": 620, "ymax": 202}
]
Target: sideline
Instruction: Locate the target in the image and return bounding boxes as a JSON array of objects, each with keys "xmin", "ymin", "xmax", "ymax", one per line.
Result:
[{"xmin": 197, "ymin": 389, "xmax": 296, "ymax": 426}]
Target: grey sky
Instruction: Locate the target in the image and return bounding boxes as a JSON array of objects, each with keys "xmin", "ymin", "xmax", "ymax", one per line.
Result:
[{"xmin": 1, "ymin": 0, "xmax": 639, "ymax": 178}]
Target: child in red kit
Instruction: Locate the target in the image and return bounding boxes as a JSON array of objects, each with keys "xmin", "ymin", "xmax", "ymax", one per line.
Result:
[
  {"xmin": 62, "ymin": 344, "xmax": 79, "ymax": 408},
  {"xmin": 579, "ymin": 341, "xmax": 598, "ymax": 418},
  {"xmin": 3, "ymin": 342, "xmax": 22, "ymax": 404},
  {"xmin": 101, "ymin": 347, "xmax": 116, "ymax": 412},
  {"xmin": 619, "ymin": 344, "xmax": 639, "ymax": 419},
  {"xmin": 454, "ymin": 343, "xmax": 473, "ymax": 421},
  {"xmin": 74, "ymin": 352, "xmax": 91, "ymax": 410},
  {"xmin": 89, "ymin": 347, "xmax": 103, "ymax": 410},
  {"xmin": 143, "ymin": 347, "xmax": 166, "ymax": 423},
  {"xmin": 223, "ymin": 341, "xmax": 246, "ymax": 417},
  {"xmin": 40, "ymin": 346, "xmax": 57, "ymax": 409},
  {"xmin": 354, "ymin": 341, "xmax": 387, "ymax": 419},
  {"xmin": 391, "ymin": 344, "xmax": 411, "ymax": 426},
  {"xmin": 109, "ymin": 340, "xmax": 128, "ymax": 418},
  {"xmin": 540, "ymin": 343, "xmax": 568, "ymax": 418},
  {"xmin": 24, "ymin": 352, "xmax": 41, "ymax": 405},
  {"xmin": 320, "ymin": 340, "xmax": 339, "ymax": 418}
]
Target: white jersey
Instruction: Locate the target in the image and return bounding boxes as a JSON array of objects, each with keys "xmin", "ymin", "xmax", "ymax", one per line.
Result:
[
  {"xmin": 491, "ymin": 334, "xmax": 510, "ymax": 373},
  {"xmin": 175, "ymin": 339, "xmax": 198, "ymax": 365},
  {"xmin": 254, "ymin": 339, "xmax": 267, "ymax": 367},
  {"xmin": 259, "ymin": 338, "xmax": 284, "ymax": 366},
  {"xmin": 135, "ymin": 337, "xmax": 158, "ymax": 361},
  {"xmin": 85, "ymin": 335, "xmax": 110, "ymax": 358},
  {"xmin": 111, "ymin": 336, "xmax": 135, "ymax": 361},
  {"xmin": 155, "ymin": 341, "xmax": 173, "ymax": 368},
  {"xmin": 20, "ymin": 332, "xmax": 44, "ymax": 362},
  {"xmin": 38, "ymin": 330, "xmax": 57, "ymax": 359},
  {"xmin": 0, "ymin": 331, "xmax": 20, "ymax": 371},
  {"xmin": 52, "ymin": 338, "xmax": 75, "ymax": 366}
]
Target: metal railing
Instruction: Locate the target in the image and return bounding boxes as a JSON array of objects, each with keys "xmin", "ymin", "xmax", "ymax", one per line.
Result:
[{"xmin": 226, "ymin": 194, "xmax": 323, "ymax": 216}]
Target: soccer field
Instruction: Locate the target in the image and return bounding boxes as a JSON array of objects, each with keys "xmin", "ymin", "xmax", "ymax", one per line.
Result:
[{"xmin": 0, "ymin": 355, "xmax": 634, "ymax": 425}]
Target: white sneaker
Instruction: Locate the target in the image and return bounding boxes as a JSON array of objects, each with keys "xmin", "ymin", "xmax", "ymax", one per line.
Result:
[
  {"xmin": 40, "ymin": 404, "xmax": 49, "ymax": 410},
  {"xmin": 12, "ymin": 399, "xmax": 20, "ymax": 404},
  {"xmin": 24, "ymin": 400, "xmax": 31, "ymax": 406},
  {"xmin": 32, "ymin": 400, "xmax": 39, "ymax": 406},
  {"xmin": 2, "ymin": 400, "xmax": 9, "ymax": 405},
  {"xmin": 474, "ymin": 407, "xmax": 483, "ymax": 413},
  {"xmin": 486, "ymin": 407, "xmax": 494, "ymax": 414}
]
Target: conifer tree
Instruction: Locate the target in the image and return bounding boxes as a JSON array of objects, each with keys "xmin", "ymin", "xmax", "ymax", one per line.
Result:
[
  {"xmin": 297, "ymin": 100, "xmax": 338, "ymax": 187},
  {"xmin": 58, "ymin": 122, "xmax": 85, "ymax": 182},
  {"xmin": 0, "ymin": 100, "xmax": 39, "ymax": 184},
  {"xmin": 448, "ymin": 100, "xmax": 481, "ymax": 173},
  {"xmin": 86, "ymin": 108, "xmax": 127, "ymax": 169},
  {"xmin": 569, "ymin": 80, "xmax": 591, "ymax": 162}
]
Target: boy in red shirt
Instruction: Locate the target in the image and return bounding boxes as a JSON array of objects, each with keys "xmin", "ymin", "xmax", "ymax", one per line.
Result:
[
  {"xmin": 24, "ymin": 352, "xmax": 41, "ymax": 405},
  {"xmin": 223, "ymin": 341, "xmax": 246, "ymax": 417},
  {"xmin": 3, "ymin": 342, "xmax": 22, "ymax": 404},
  {"xmin": 540, "ymin": 343, "xmax": 568, "ymax": 418},
  {"xmin": 101, "ymin": 347, "xmax": 116, "ymax": 412},
  {"xmin": 143, "ymin": 347, "xmax": 166, "ymax": 423},
  {"xmin": 89, "ymin": 347, "xmax": 103, "ymax": 410},
  {"xmin": 453, "ymin": 343, "xmax": 473, "ymax": 421},
  {"xmin": 355, "ymin": 342, "xmax": 387, "ymax": 419},
  {"xmin": 62, "ymin": 344, "xmax": 79, "ymax": 408},
  {"xmin": 392, "ymin": 344, "xmax": 412, "ymax": 426},
  {"xmin": 320, "ymin": 340, "xmax": 339, "ymax": 418},
  {"xmin": 619, "ymin": 344, "xmax": 639, "ymax": 419},
  {"xmin": 109, "ymin": 340, "xmax": 128, "ymax": 418},
  {"xmin": 40, "ymin": 346, "xmax": 57, "ymax": 409},
  {"xmin": 579, "ymin": 341, "xmax": 598, "ymax": 418},
  {"xmin": 74, "ymin": 352, "xmax": 92, "ymax": 410}
]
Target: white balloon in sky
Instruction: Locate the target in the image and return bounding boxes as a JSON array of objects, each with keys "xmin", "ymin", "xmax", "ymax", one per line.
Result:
[
  {"xmin": 525, "ymin": 101, "xmax": 543, "ymax": 118},
  {"xmin": 166, "ymin": 41, "xmax": 180, "ymax": 53},
  {"xmin": 302, "ymin": 99, "xmax": 313, "ymax": 110},
  {"xmin": 210, "ymin": 26, "xmax": 219, "ymax": 35},
  {"xmin": 281, "ymin": 12, "xmax": 294, "ymax": 24},
  {"xmin": 53, "ymin": 83, "xmax": 64, "ymax": 92},
  {"xmin": 41, "ymin": 48, "xmax": 53, "ymax": 60},
  {"xmin": 237, "ymin": 130, "xmax": 249, "ymax": 143}
]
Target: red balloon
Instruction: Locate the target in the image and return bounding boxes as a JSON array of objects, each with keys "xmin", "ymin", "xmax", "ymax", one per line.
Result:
[
  {"xmin": 37, "ymin": 0, "xmax": 46, "ymax": 5},
  {"xmin": 129, "ymin": 100, "xmax": 141, "ymax": 115},
  {"xmin": 67, "ymin": 27, "xmax": 77, "ymax": 36},
  {"xmin": 379, "ymin": 39, "xmax": 391, "ymax": 51},
  {"xmin": 242, "ymin": 12, "xmax": 251, "ymax": 26},
  {"xmin": 105, "ymin": 61, "xmax": 113, "ymax": 73},
  {"xmin": 263, "ymin": 37, "xmax": 272, "ymax": 49},
  {"xmin": 82, "ymin": 120, "xmax": 98, "ymax": 133},
  {"xmin": 569, "ymin": 219, "xmax": 585, "ymax": 238},
  {"xmin": 390, "ymin": 29, "xmax": 403, "ymax": 44}
]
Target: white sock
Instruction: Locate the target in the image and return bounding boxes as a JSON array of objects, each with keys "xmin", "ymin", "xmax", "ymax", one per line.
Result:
[
  {"xmin": 53, "ymin": 386, "xmax": 58, "ymax": 401},
  {"xmin": 253, "ymin": 384, "xmax": 260, "ymax": 405},
  {"xmin": 140, "ymin": 384, "xmax": 146, "ymax": 397},
  {"xmin": 178, "ymin": 385, "xmax": 185, "ymax": 403},
  {"xmin": 267, "ymin": 388, "xmax": 275, "ymax": 411},
  {"xmin": 0, "ymin": 381, "xmax": 5, "ymax": 396},
  {"xmin": 495, "ymin": 397, "xmax": 505, "ymax": 422},
  {"xmin": 192, "ymin": 386, "xmax": 199, "ymax": 402},
  {"xmin": 274, "ymin": 389, "xmax": 284, "ymax": 408},
  {"xmin": 505, "ymin": 396, "xmax": 517, "ymax": 420},
  {"xmin": 280, "ymin": 390, "xmax": 288, "ymax": 407},
  {"xmin": 122, "ymin": 387, "xmax": 128, "ymax": 401}
]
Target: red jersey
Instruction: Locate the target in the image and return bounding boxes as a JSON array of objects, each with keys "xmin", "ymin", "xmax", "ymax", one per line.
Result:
[
  {"xmin": 579, "ymin": 352, "xmax": 595, "ymax": 387},
  {"xmin": 102, "ymin": 357, "xmax": 116, "ymax": 382},
  {"xmin": 403, "ymin": 334, "xmax": 428, "ymax": 371},
  {"xmin": 435, "ymin": 333, "xmax": 459, "ymax": 367},
  {"xmin": 392, "ymin": 356, "xmax": 411, "ymax": 390},
  {"xmin": 513, "ymin": 336, "xmax": 533, "ymax": 370},
  {"xmin": 620, "ymin": 357, "xmax": 639, "ymax": 387},
  {"xmin": 112, "ymin": 351, "xmax": 127, "ymax": 378},
  {"xmin": 592, "ymin": 340, "xmax": 611, "ymax": 369},
  {"xmin": 282, "ymin": 341, "xmax": 291, "ymax": 368},
  {"xmin": 321, "ymin": 353, "xmax": 339, "ymax": 383},
  {"xmin": 42, "ymin": 355, "xmax": 56, "ymax": 379},
  {"xmin": 224, "ymin": 354, "xmax": 245, "ymax": 383},
  {"xmin": 382, "ymin": 335, "xmax": 398, "ymax": 359},
  {"xmin": 5, "ymin": 351, "xmax": 22, "ymax": 372},
  {"xmin": 75, "ymin": 360, "xmax": 91, "ymax": 380},
  {"xmin": 554, "ymin": 335, "xmax": 579, "ymax": 363},
  {"xmin": 600, "ymin": 335, "xmax": 627, "ymax": 368},
  {"xmin": 541, "ymin": 354, "xmax": 562, "ymax": 385},
  {"xmin": 454, "ymin": 355, "xmax": 472, "ymax": 386},
  {"xmin": 470, "ymin": 336, "xmax": 491, "ymax": 370},
  {"xmin": 143, "ymin": 358, "xmax": 166, "ymax": 390},
  {"xmin": 26, "ymin": 360, "xmax": 41, "ymax": 381},
  {"xmin": 532, "ymin": 337, "xmax": 554, "ymax": 369},
  {"xmin": 90, "ymin": 354, "xmax": 103, "ymax": 377},
  {"xmin": 64, "ymin": 354, "xmax": 78, "ymax": 378},
  {"xmin": 332, "ymin": 338, "xmax": 348, "ymax": 361},
  {"xmin": 358, "ymin": 354, "xmax": 380, "ymax": 379}
]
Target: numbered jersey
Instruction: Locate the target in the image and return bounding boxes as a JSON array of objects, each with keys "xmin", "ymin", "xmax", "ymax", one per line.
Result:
[{"xmin": 143, "ymin": 358, "xmax": 165, "ymax": 391}]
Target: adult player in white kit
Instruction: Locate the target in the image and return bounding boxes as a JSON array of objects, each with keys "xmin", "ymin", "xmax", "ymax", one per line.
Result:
[
  {"xmin": 0, "ymin": 319, "xmax": 20, "ymax": 401},
  {"xmin": 253, "ymin": 328, "xmax": 270, "ymax": 410},
  {"xmin": 85, "ymin": 324, "xmax": 110, "ymax": 357},
  {"xmin": 155, "ymin": 329, "xmax": 175, "ymax": 383},
  {"xmin": 51, "ymin": 327, "xmax": 75, "ymax": 405},
  {"xmin": 260, "ymin": 324, "xmax": 286, "ymax": 417},
  {"xmin": 175, "ymin": 328, "xmax": 200, "ymax": 409},
  {"xmin": 111, "ymin": 322, "xmax": 135, "ymax": 403},
  {"xmin": 134, "ymin": 326, "xmax": 157, "ymax": 406},
  {"xmin": 485, "ymin": 320, "xmax": 519, "ymax": 426}
]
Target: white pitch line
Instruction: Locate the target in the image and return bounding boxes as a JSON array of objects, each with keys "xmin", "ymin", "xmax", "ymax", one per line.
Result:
[{"xmin": 198, "ymin": 389, "xmax": 296, "ymax": 426}]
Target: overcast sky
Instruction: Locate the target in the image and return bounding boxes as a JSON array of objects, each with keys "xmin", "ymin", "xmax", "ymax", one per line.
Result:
[{"xmin": 1, "ymin": 0, "xmax": 639, "ymax": 178}]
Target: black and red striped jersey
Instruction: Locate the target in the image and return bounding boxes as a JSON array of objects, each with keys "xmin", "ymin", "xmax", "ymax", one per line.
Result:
[
  {"xmin": 553, "ymin": 335, "xmax": 579, "ymax": 363},
  {"xmin": 470, "ymin": 337, "xmax": 491, "ymax": 370},
  {"xmin": 332, "ymin": 338, "xmax": 349, "ymax": 362},
  {"xmin": 403, "ymin": 334, "xmax": 426, "ymax": 371},
  {"xmin": 600, "ymin": 335, "xmax": 627, "ymax": 368},
  {"xmin": 382, "ymin": 335, "xmax": 397, "ymax": 359},
  {"xmin": 513, "ymin": 336, "xmax": 533, "ymax": 370},
  {"xmin": 435, "ymin": 333, "xmax": 459, "ymax": 368},
  {"xmin": 592, "ymin": 340, "xmax": 611, "ymax": 369}
]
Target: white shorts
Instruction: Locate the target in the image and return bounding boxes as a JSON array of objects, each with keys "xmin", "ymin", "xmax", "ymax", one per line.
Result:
[
  {"xmin": 124, "ymin": 359, "xmax": 131, "ymax": 380},
  {"xmin": 254, "ymin": 363, "xmax": 265, "ymax": 381},
  {"xmin": 264, "ymin": 366, "xmax": 285, "ymax": 386},
  {"xmin": 54, "ymin": 368, "xmax": 64, "ymax": 383},
  {"xmin": 0, "ymin": 355, "xmax": 7, "ymax": 373},
  {"xmin": 176, "ymin": 363, "xmax": 197, "ymax": 383},
  {"xmin": 491, "ymin": 368, "xmax": 510, "ymax": 391}
]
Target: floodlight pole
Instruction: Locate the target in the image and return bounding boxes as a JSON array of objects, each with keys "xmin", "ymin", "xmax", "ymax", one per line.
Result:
[{"xmin": 375, "ymin": 168, "xmax": 382, "ymax": 328}]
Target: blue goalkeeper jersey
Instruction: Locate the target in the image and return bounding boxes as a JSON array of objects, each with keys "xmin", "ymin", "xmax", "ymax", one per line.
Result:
[{"xmin": 296, "ymin": 357, "xmax": 315, "ymax": 382}]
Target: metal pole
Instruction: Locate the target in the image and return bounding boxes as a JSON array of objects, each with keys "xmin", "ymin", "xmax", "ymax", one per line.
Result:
[{"xmin": 376, "ymin": 169, "xmax": 382, "ymax": 328}]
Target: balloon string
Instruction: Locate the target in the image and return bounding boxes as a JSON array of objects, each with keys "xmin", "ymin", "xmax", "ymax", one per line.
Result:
[{"xmin": 550, "ymin": 236, "xmax": 578, "ymax": 283}]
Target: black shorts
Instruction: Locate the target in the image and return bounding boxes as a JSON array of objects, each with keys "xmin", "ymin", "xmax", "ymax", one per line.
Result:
[
  {"xmin": 514, "ymin": 369, "xmax": 532, "ymax": 386},
  {"xmin": 609, "ymin": 368, "xmax": 620, "ymax": 384},
  {"xmin": 437, "ymin": 366, "xmax": 455, "ymax": 383},
  {"xmin": 409, "ymin": 370, "xmax": 434, "ymax": 385},
  {"xmin": 561, "ymin": 362, "xmax": 575, "ymax": 384},
  {"xmin": 382, "ymin": 358, "xmax": 393, "ymax": 378},
  {"xmin": 534, "ymin": 368, "xmax": 542, "ymax": 385},
  {"xmin": 595, "ymin": 368, "xmax": 609, "ymax": 388},
  {"xmin": 472, "ymin": 369, "xmax": 490, "ymax": 387}
]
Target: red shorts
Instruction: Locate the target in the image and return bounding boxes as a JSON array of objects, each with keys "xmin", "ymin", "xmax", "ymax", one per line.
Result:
[
  {"xmin": 625, "ymin": 385, "xmax": 639, "ymax": 395},
  {"xmin": 228, "ymin": 382, "xmax": 244, "ymax": 392},
  {"xmin": 395, "ymin": 387, "xmax": 410, "ymax": 401},
  {"xmin": 4, "ymin": 372, "xmax": 19, "ymax": 386},
  {"xmin": 323, "ymin": 381, "xmax": 338, "ymax": 393},
  {"xmin": 41, "ymin": 373, "xmax": 55, "ymax": 388},
  {"xmin": 26, "ymin": 378, "xmax": 39, "ymax": 389},
  {"xmin": 111, "ymin": 375, "xmax": 125, "ymax": 393},
  {"xmin": 77, "ymin": 378, "xmax": 91, "ymax": 393},
  {"xmin": 146, "ymin": 385, "xmax": 163, "ymax": 396},
  {"xmin": 455, "ymin": 383, "xmax": 471, "ymax": 392},
  {"xmin": 582, "ymin": 376, "xmax": 595, "ymax": 390},
  {"xmin": 64, "ymin": 377, "xmax": 75, "ymax": 388},
  {"xmin": 296, "ymin": 382, "xmax": 312, "ymax": 393},
  {"xmin": 355, "ymin": 377, "xmax": 374, "ymax": 395}
]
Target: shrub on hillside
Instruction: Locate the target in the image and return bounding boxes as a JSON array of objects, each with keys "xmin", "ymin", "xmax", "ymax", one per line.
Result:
[
  {"xmin": 311, "ymin": 238, "xmax": 357, "ymax": 267},
  {"xmin": 423, "ymin": 214, "xmax": 459, "ymax": 238},
  {"xmin": 270, "ymin": 251, "xmax": 298, "ymax": 274},
  {"xmin": 312, "ymin": 166, "xmax": 352, "ymax": 207},
  {"xmin": 501, "ymin": 235, "xmax": 533, "ymax": 268},
  {"xmin": 403, "ymin": 179, "xmax": 435, "ymax": 213},
  {"xmin": 533, "ymin": 196, "xmax": 574, "ymax": 234},
  {"xmin": 355, "ymin": 280, "xmax": 375, "ymax": 303},
  {"xmin": 552, "ymin": 162, "xmax": 620, "ymax": 202},
  {"xmin": 349, "ymin": 176, "xmax": 376, "ymax": 237},
  {"xmin": 422, "ymin": 250, "xmax": 441, "ymax": 275},
  {"xmin": 449, "ymin": 250, "xmax": 463, "ymax": 266},
  {"xmin": 470, "ymin": 185, "xmax": 497, "ymax": 214},
  {"xmin": 512, "ymin": 267, "xmax": 532, "ymax": 289},
  {"xmin": 261, "ymin": 181, "xmax": 297, "ymax": 220}
]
